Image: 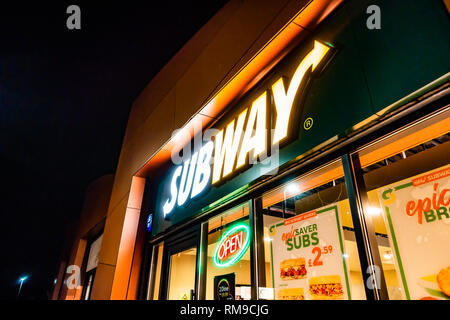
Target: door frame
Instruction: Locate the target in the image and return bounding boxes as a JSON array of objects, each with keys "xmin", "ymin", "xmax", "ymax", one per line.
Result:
[{"xmin": 159, "ymin": 225, "xmax": 200, "ymax": 300}]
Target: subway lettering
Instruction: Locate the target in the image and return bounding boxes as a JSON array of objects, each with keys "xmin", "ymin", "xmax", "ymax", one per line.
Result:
[{"xmin": 163, "ymin": 41, "xmax": 332, "ymax": 216}]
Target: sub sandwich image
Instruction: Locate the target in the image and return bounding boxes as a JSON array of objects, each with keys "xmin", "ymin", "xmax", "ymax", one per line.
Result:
[
  {"xmin": 277, "ymin": 288, "xmax": 305, "ymax": 300},
  {"xmin": 308, "ymin": 275, "xmax": 344, "ymax": 300},
  {"xmin": 280, "ymin": 258, "xmax": 307, "ymax": 280}
]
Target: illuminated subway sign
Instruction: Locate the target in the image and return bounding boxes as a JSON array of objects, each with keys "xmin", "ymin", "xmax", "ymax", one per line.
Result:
[
  {"xmin": 162, "ymin": 41, "xmax": 332, "ymax": 217},
  {"xmin": 213, "ymin": 223, "xmax": 251, "ymax": 267},
  {"xmin": 163, "ymin": 141, "xmax": 214, "ymax": 216}
]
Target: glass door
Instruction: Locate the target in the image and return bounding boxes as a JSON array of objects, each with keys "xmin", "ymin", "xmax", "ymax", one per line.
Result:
[
  {"xmin": 168, "ymin": 247, "xmax": 198, "ymax": 300},
  {"xmin": 160, "ymin": 226, "xmax": 199, "ymax": 300}
]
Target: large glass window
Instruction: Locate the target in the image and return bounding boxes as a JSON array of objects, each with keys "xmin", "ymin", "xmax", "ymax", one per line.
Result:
[
  {"xmin": 260, "ymin": 160, "xmax": 366, "ymax": 300},
  {"xmin": 356, "ymin": 108, "xmax": 450, "ymax": 300},
  {"xmin": 168, "ymin": 246, "xmax": 197, "ymax": 300},
  {"xmin": 206, "ymin": 203, "xmax": 251, "ymax": 300}
]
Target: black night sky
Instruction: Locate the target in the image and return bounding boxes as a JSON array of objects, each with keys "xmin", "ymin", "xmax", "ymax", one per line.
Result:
[{"xmin": 0, "ymin": 1, "xmax": 226, "ymax": 299}]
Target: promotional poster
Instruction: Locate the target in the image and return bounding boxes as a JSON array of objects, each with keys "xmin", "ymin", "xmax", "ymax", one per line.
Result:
[{"xmin": 269, "ymin": 205, "xmax": 351, "ymax": 300}]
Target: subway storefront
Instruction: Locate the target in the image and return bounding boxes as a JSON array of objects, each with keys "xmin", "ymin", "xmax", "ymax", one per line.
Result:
[
  {"xmin": 57, "ymin": 0, "xmax": 449, "ymax": 301},
  {"xmin": 138, "ymin": 0, "xmax": 450, "ymax": 301}
]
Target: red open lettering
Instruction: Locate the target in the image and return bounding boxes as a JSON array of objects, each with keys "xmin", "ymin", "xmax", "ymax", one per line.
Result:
[{"xmin": 218, "ymin": 231, "xmax": 244, "ymax": 261}]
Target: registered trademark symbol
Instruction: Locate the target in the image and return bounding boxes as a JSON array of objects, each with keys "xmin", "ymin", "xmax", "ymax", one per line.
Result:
[{"xmin": 304, "ymin": 118, "xmax": 314, "ymax": 130}]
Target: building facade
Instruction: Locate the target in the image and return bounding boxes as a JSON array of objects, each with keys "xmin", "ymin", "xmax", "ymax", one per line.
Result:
[
  {"xmin": 52, "ymin": 174, "xmax": 114, "ymax": 300},
  {"xmin": 54, "ymin": 0, "xmax": 450, "ymax": 300}
]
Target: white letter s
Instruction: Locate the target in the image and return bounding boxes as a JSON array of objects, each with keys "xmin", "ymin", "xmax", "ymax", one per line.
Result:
[{"xmin": 163, "ymin": 166, "xmax": 182, "ymax": 218}]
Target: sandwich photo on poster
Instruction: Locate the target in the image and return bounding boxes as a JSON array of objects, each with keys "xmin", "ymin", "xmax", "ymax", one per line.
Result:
[
  {"xmin": 378, "ymin": 165, "xmax": 450, "ymax": 300},
  {"xmin": 269, "ymin": 204, "xmax": 351, "ymax": 300}
]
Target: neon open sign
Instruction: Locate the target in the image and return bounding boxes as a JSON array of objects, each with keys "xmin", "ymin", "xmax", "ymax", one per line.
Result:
[{"xmin": 213, "ymin": 223, "xmax": 251, "ymax": 268}]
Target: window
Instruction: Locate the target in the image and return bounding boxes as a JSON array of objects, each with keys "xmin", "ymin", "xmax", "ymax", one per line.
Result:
[
  {"xmin": 149, "ymin": 242, "xmax": 164, "ymax": 300},
  {"xmin": 206, "ymin": 203, "xmax": 251, "ymax": 300},
  {"xmin": 355, "ymin": 108, "xmax": 450, "ymax": 300},
  {"xmin": 83, "ymin": 272, "xmax": 95, "ymax": 300},
  {"xmin": 260, "ymin": 160, "xmax": 366, "ymax": 300}
]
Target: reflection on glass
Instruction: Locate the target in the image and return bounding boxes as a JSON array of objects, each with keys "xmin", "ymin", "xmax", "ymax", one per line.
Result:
[
  {"xmin": 83, "ymin": 273, "xmax": 93, "ymax": 300},
  {"xmin": 168, "ymin": 247, "xmax": 197, "ymax": 300}
]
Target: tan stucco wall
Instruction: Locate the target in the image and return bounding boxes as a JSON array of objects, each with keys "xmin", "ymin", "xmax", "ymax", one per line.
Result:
[{"xmin": 92, "ymin": 0, "xmax": 326, "ymax": 300}]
